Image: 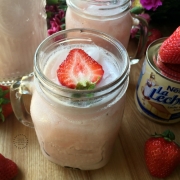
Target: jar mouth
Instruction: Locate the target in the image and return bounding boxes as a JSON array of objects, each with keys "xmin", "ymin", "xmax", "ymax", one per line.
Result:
[
  {"xmin": 34, "ymin": 28, "xmax": 130, "ymax": 97},
  {"xmin": 66, "ymin": 0, "xmax": 131, "ymax": 20}
]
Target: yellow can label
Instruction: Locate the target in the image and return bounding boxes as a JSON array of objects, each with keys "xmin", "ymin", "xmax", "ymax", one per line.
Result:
[{"xmin": 135, "ymin": 58, "xmax": 180, "ymax": 122}]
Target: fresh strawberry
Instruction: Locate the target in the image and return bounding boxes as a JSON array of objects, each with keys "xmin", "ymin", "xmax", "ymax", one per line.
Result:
[
  {"xmin": 57, "ymin": 48, "xmax": 104, "ymax": 89},
  {"xmin": 159, "ymin": 26, "xmax": 180, "ymax": 64},
  {"xmin": 144, "ymin": 130, "xmax": 180, "ymax": 178},
  {"xmin": 0, "ymin": 85, "xmax": 13, "ymax": 121},
  {"xmin": 153, "ymin": 55, "xmax": 180, "ymax": 81},
  {"xmin": 146, "ymin": 28, "xmax": 162, "ymax": 49},
  {"xmin": 0, "ymin": 153, "xmax": 18, "ymax": 180}
]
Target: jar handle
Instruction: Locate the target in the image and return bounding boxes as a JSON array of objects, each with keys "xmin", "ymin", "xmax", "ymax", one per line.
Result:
[
  {"xmin": 10, "ymin": 74, "xmax": 34, "ymax": 128},
  {"xmin": 130, "ymin": 13, "xmax": 149, "ymax": 65}
]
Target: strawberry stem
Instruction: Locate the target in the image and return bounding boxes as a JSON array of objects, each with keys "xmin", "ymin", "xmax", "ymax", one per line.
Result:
[
  {"xmin": 152, "ymin": 130, "xmax": 177, "ymax": 142},
  {"xmin": 76, "ymin": 81, "xmax": 96, "ymax": 90}
]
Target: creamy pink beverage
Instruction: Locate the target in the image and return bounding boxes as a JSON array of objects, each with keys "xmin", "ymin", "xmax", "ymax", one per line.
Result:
[
  {"xmin": 0, "ymin": 0, "xmax": 47, "ymax": 84},
  {"xmin": 66, "ymin": 0, "xmax": 132, "ymax": 48},
  {"xmin": 30, "ymin": 45, "xmax": 128, "ymax": 170},
  {"xmin": 65, "ymin": 0, "xmax": 148, "ymax": 59},
  {"xmin": 10, "ymin": 29, "xmax": 130, "ymax": 170}
]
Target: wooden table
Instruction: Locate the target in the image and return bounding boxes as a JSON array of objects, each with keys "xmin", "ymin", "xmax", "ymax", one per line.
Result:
[{"xmin": 1, "ymin": 39, "xmax": 180, "ymax": 180}]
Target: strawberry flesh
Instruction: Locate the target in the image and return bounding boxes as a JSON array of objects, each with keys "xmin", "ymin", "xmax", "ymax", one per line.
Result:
[
  {"xmin": 0, "ymin": 153, "xmax": 18, "ymax": 180},
  {"xmin": 159, "ymin": 26, "xmax": 180, "ymax": 64},
  {"xmin": 154, "ymin": 26, "xmax": 180, "ymax": 81},
  {"xmin": 57, "ymin": 48, "xmax": 104, "ymax": 89}
]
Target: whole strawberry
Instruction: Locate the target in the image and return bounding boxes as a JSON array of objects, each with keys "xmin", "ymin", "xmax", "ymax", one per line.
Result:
[
  {"xmin": 146, "ymin": 28, "xmax": 162, "ymax": 49},
  {"xmin": 0, "ymin": 154, "xmax": 18, "ymax": 180},
  {"xmin": 154, "ymin": 26, "xmax": 180, "ymax": 81},
  {"xmin": 0, "ymin": 85, "xmax": 13, "ymax": 121},
  {"xmin": 145, "ymin": 130, "xmax": 180, "ymax": 178},
  {"xmin": 159, "ymin": 26, "xmax": 180, "ymax": 64}
]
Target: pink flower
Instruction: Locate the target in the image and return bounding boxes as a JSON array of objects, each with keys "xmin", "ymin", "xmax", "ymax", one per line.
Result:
[
  {"xmin": 47, "ymin": 9, "xmax": 66, "ymax": 36},
  {"xmin": 140, "ymin": 0, "xmax": 163, "ymax": 11},
  {"xmin": 139, "ymin": 13, "xmax": 151, "ymax": 23},
  {"xmin": 130, "ymin": 26, "xmax": 140, "ymax": 38},
  {"xmin": 130, "ymin": 13, "xmax": 151, "ymax": 39},
  {"xmin": 47, "ymin": 20, "xmax": 61, "ymax": 35},
  {"xmin": 45, "ymin": 5, "xmax": 59, "ymax": 12}
]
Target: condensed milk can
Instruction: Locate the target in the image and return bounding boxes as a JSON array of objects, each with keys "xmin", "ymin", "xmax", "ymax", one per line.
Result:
[{"xmin": 135, "ymin": 38, "xmax": 180, "ymax": 124}]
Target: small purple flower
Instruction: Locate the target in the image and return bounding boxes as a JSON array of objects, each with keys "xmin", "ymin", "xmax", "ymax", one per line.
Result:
[
  {"xmin": 47, "ymin": 20, "xmax": 61, "ymax": 35},
  {"xmin": 140, "ymin": 0, "xmax": 163, "ymax": 11},
  {"xmin": 45, "ymin": 5, "xmax": 59, "ymax": 13},
  {"xmin": 46, "ymin": 7, "xmax": 66, "ymax": 36},
  {"xmin": 130, "ymin": 26, "xmax": 140, "ymax": 38}
]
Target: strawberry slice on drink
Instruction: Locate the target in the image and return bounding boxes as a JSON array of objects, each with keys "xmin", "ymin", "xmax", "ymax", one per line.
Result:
[{"xmin": 57, "ymin": 48, "xmax": 104, "ymax": 89}]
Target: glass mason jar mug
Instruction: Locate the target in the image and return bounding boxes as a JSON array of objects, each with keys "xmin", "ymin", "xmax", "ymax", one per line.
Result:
[
  {"xmin": 65, "ymin": 0, "xmax": 148, "ymax": 59},
  {"xmin": 10, "ymin": 29, "xmax": 130, "ymax": 170}
]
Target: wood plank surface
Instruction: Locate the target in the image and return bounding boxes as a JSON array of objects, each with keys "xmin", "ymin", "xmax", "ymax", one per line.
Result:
[{"xmin": 1, "ymin": 39, "xmax": 180, "ymax": 180}]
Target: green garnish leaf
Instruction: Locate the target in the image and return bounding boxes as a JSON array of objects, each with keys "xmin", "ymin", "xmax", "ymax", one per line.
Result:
[{"xmin": 76, "ymin": 81, "xmax": 96, "ymax": 90}]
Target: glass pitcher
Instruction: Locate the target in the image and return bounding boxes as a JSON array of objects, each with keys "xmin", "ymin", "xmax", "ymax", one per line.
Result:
[
  {"xmin": 65, "ymin": 0, "xmax": 148, "ymax": 60},
  {"xmin": 10, "ymin": 28, "xmax": 130, "ymax": 170},
  {"xmin": 0, "ymin": 0, "xmax": 47, "ymax": 85}
]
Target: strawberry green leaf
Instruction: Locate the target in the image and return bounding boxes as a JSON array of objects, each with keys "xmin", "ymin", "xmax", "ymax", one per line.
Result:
[
  {"xmin": 76, "ymin": 81, "xmax": 96, "ymax": 90},
  {"xmin": 0, "ymin": 106, "xmax": 4, "ymax": 122}
]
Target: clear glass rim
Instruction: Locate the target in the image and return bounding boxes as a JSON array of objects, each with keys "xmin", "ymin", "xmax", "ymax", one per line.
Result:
[
  {"xmin": 66, "ymin": 0, "xmax": 131, "ymax": 20},
  {"xmin": 34, "ymin": 28, "xmax": 130, "ymax": 94}
]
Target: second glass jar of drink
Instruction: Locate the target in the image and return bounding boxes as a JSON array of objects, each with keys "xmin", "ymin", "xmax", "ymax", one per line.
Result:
[{"xmin": 65, "ymin": 0, "xmax": 148, "ymax": 59}]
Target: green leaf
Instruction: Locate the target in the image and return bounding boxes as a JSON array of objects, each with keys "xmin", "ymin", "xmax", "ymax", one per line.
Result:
[
  {"xmin": 60, "ymin": 24, "xmax": 66, "ymax": 30},
  {"xmin": 76, "ymin": 81, "xmax": 96, "ymax": 90},
  {"xmin": 0, "ymin": 114, "xmax": 4, "ymax": 122},
  {"xmin": 47, "ymin": 0, "xmax": 59, "ymax": 5},
  {"xmin": 130, "ymin": 7, "xmax": 144, "ymax": 14},
  {"xmin": 0, "ymin": 106, "xmax": 4, "ymax": 122},
  {"xmin": 47, "ymin": 0, "xmax": 66, "ymax": 5},
  {"xmin": 162, "ymin": 130, "xmax": 175, "ymax": 141}
]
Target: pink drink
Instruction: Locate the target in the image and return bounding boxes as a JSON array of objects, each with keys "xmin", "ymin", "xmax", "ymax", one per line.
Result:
[
  {"xmin": 65, "ymin": 0, "xmax": 133, "ymax": 48},
  {"xmin": 0, "ymin": 0, "xmax": 47, "ymax": 84},
  {"xmin": 10, "ymin": 29, "xmax": 130, "ymax": 170},
  {"xmin": 30, "ymin": 45, "xmax": 129, "ymax": 170}
]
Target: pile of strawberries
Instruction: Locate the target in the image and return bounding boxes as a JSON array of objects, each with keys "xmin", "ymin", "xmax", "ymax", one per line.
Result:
[{"xmin": 155, "ymin": 26, "xmax": 180, "ymax": 82}]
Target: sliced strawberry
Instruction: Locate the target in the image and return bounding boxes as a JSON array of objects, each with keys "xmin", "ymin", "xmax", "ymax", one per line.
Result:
[
  {"xmin": 159, "ymin": 26, "xmax": 180, "ymax": 64},
  {"xmin": 57, "ymin": 49, "xmax": 104, "ymax": 89}
]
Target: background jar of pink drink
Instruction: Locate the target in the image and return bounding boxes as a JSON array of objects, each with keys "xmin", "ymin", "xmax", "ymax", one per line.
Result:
[
  {"xmin": 65, "ymin": 0, "xmax": 148, "ymax": 59},
  {"xmin": 10, "ymin": 28, "xmax": 130, "ymax": 170},
  {"xmin": 0, "ymin": 0, "xmax": 47, "ymax": 85}
]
